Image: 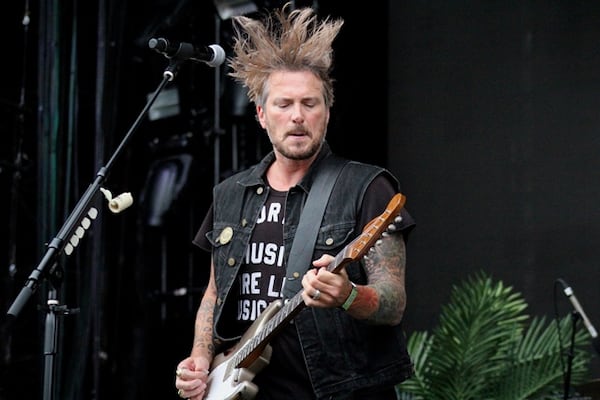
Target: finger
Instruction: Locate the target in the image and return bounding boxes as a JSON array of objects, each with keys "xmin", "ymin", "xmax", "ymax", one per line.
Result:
[
  {"xmin": 187, "ymin": 381, "xmax": 208, "ymax": 399},
  {"xmin": 312, "ymin": 254, "xmax": 334, "ymax": 267},
  {"xmin": 302, "ymin": 289, "xmax": 319, "ymax": 305},
  {"xmin": 177, "ymin": 380, "xmax": 207, "ymax": 398},
  {"xmin": 177, "ymin": 367, "xmax": 209, "ymax": 380}
]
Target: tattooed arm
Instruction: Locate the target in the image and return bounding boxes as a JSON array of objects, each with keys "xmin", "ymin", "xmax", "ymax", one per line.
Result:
[
  {"xmin": 302, "ymin": 232, "xmax": 407, "ymax": 326},
  {"xmin": 175, "ymin": 258, "xmax": 218, "ymax": 400},
  {"xmin": 191, "ymin": 259, "xmax": 218, "ymax": 360},
  {"xmin": 349, "ymin": 232, "xmax": 407, "ymax": 325}
]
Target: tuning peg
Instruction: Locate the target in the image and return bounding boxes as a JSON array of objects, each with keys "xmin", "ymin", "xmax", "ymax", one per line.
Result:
[{"xmin": 385, "ymin": 215, "xmax": 404, "ymax": 233}]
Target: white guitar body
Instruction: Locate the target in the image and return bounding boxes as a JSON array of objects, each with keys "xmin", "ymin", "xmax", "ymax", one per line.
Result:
[{"xmin": 204, "ymin": 300, "xmax": 282, "ymax": 400}]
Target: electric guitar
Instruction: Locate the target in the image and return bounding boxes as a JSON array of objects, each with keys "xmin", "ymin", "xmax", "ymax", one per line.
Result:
[{"xmin": 204, "ymin": 193, "xmax": 407, "ymax": 400}]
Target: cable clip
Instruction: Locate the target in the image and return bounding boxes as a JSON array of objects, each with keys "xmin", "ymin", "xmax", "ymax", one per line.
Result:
[{"xmin": 100, "ymin": 188, "xmax": 133, "ymax": 213}]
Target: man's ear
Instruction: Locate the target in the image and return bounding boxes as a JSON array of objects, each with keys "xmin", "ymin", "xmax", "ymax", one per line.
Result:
[{"xmin": 256, "ymin": 105, "xmax": 266, "ymax": 128}]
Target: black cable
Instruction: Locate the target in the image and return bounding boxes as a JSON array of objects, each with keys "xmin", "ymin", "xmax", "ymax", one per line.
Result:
[{"xmin": 553, "ymin": 279, "xmax": 568, "ymax": 393}]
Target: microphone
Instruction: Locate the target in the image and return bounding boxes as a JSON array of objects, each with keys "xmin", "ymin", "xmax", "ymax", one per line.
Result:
[
  {"xmin": 558, "ymin": 278, "xmax": 600, "ymax": 354},
  {"xmin": 148, "ymin": 37, "xmax": 226, "ymax": 68}
]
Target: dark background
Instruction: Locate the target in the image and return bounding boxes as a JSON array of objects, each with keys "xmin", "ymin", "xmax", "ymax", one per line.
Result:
[{"xmin": 1, "ymin": 1, "xmax": 599, "ymax": 399}]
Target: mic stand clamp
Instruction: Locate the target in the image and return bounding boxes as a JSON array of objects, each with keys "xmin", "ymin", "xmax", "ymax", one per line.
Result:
[{"xmin": 39, "ymin": 262, "xmax": 79, "ymax": 400}]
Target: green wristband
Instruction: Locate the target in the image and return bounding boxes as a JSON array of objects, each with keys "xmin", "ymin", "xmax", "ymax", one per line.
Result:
[{"xmin": 341, "ymin": 282, "xmax": 358, "ymax": 311}]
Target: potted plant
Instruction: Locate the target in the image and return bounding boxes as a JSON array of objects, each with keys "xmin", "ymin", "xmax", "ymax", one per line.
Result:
[{"xmin": 397, "ymin": 271, "xmax": 594, "ymax": 400}]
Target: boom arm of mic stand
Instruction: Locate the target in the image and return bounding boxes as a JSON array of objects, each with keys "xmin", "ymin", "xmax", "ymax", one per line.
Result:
[{"xmin": 5, "ymin": 60, "xmax": 184, "ymax": 321}]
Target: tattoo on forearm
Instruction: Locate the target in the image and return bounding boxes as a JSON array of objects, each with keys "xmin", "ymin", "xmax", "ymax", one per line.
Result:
[
  {"xmin": 193, "ymin": 286, "xmax": 217, "ymax": 358},
  {"xmin": 353, "ymin": 234, "xmax": 406, "ymax": 325}
]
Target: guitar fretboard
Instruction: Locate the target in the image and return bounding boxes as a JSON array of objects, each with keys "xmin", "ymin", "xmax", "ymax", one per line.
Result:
[{"xmin": 231, "ymin": 193, "xmax": 405, "ymax": 369}]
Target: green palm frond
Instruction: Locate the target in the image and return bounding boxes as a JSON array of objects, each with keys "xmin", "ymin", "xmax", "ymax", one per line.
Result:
[
  {"xmin": 490, "ymin": 316, "xmax": 592, "ymax": 400},
  {"xmin": 396, "ymin": 331, "xmax": 433, "ymax": 399},
  {"xmin": 397, "ymin": 271, "xmax": 593, "ymax": 400}
]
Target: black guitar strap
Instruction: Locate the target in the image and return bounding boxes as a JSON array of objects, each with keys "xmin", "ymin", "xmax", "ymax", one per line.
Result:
[{"xmin": 282, "ymin": 155, "xmax": 348, "ymax": 299}]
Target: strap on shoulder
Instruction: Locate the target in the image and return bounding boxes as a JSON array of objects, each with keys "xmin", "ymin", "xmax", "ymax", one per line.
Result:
[{"xmin": 282, "ymin": 155, "xmax": 348, "ymax": 298}]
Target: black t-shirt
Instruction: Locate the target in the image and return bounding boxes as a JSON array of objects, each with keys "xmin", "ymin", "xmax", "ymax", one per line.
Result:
[
  {"xmin": 233, "ymin": 189, "xmax": 287, "ymax": 334},
  {"xmin": 246, "ymin": 188, "xmax": 314, "ymax": 399}
]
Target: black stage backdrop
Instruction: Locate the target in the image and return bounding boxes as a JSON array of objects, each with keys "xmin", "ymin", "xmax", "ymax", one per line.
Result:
[
  {"xmin": 1, "ymin": 1, "xmax": 599, "ymax": 400},
  {"xmin": 390, "ymin": 0, "xmax": 600, "ymax": 383}
]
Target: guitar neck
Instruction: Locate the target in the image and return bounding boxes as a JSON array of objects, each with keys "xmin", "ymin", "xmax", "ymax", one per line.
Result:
[
  {"xmin": 233, "ymin": 255, "xmax": 346, "ymax": 369},
  {"xmin": 233, "ymin": 193, "xmax": 405, "ymax": 368}
]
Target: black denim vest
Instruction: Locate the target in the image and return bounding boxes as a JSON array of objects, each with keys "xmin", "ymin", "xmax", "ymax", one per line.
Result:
[{"xmin": 205, "ymin": 143, "xmax": 413, "ymax": 398}]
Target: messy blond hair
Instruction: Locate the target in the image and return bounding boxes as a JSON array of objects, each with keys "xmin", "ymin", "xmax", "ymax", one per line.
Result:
[{"xmin": 227, "ymin": 2, "xmax": 344, "ymax": 107}]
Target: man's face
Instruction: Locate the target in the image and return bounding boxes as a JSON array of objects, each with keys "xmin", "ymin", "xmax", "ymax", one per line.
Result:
[{"xmin": 256, "ymin": 70, "xmax": 330, "ymax": 161}]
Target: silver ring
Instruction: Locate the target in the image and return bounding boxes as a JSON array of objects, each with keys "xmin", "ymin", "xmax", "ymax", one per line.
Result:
[{"xmin": 312, "ymin": 289, "xmax": 321, "ymax": 300}]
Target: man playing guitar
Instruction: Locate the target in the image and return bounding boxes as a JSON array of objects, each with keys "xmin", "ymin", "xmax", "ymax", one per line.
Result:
[{"xmin": 174, "ymin": 3, "xmax": 415, "ymax": 399}]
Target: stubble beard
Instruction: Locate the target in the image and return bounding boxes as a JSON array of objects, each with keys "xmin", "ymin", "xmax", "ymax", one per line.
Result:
[
  {"xmin": 274, "ymin": 136, "xmax": 323, "ymax": 161},
  {"xmin": 273, "ymin": 121, "xmax": 327, "ymax": 161}
]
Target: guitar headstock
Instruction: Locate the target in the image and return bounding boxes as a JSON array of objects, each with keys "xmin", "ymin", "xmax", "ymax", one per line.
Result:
[{"xmin": 345, "ymin": 193, "xmax": 406, "ymax": 262}]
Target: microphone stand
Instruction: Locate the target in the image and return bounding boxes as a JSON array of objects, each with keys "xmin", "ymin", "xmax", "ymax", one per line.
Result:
[
  {"xmin": 5, "ymin": 58, "xmax": 186, "ymax": 400},
  {"xmin": 563, "ymin": 310, "xmax": 580, "ymax": 400}
]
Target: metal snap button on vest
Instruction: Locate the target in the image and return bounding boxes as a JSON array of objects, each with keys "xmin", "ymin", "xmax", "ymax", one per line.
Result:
[
  {"xmin": 325, "ymin": 237, "xmax": 334, "ymax": 246},
  {"xmin": 256, "ymin": 186, "xmax": 264, "ymax": 195},
  {"xmin": 227, "ymin": 257, "xmax": 236, "ymax": 266},
  {"xmin": 218, "ymin": 227, "xmax": 233, "ymax": 244}
]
